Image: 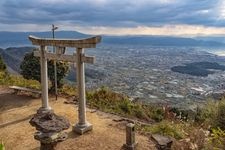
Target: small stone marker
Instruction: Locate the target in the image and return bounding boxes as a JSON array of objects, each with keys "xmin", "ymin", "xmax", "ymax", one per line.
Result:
[
  {"xmin": 151, "ymin": 134, "xmax": 173, "ymax": 150},
  {"xmin": 124, "ymin": 123, "xmax": 138, "ymax": 150},
  {"xmin": 29, "ymin": 111, "xmax": 70, "ymax": 150}
]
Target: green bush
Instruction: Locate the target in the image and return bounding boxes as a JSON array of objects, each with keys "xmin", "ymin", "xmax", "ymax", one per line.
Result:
[
  {"xmin": 196, "ymin": 98, "xmax": 225, "ymax": 130},
  {"xmin": 208, "ymin": 128, "xmax": 225, "ymax": 149},
  {"xmin": 215, "ymin": 100, "xmax": 225, "ymax": 130},
  {"xmin": 87, "ymin": 87, "xmax": 164, "ymax": 121},
  {"xmin": 0, "ymin": 71, "xmax": 9, "ymax": 85},
  {"xmin": 20, "ymin": 51, "xmax": 69, "ymax": 91},
  {"xmin": 119, "ymin": 100, "xmax": 132, "ymax": 114},
  {"xmin": 59, "ymin": 84, "xmax": 77, "ymax": 96},
  {"xmin": 132, "ymin": 104, "xmax": 145, "ymax": 119},
  {"xmin": 195, "ymin": 100, "xmax": 217, "ymax": 124},
  {"xmin": 141, "ymin": 121, "xmax": 185, "ymax": 139},
  {"xmin": 149, "ymin": 106, "xmax": 164, "ymax": 121},
  {"xmin": 0, "ymin": 72, "xmax": 40, "ymax": 90},
  {"xmin": 0, "ymin": 141, "xmax": 5, "ymax": 150},
  {"xmin": 87, "ymin": 87, "xmax": 130, "ymax": 113},
  {"xmin": 0, "ymin": 55, "xmax": 6, "ymax": 72}
]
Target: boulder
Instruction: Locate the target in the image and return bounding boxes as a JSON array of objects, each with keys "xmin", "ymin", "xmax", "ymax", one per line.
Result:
[
  {"xmin": 151, "ymin": 134, "xmax": 173, "ymax": 150},
  {"xmin": 29, "ymin": 111, "xmax": 70, "ymax": 133}
]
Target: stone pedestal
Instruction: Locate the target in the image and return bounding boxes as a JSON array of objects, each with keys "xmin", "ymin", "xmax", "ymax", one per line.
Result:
[
  {"xmin": 73, "ymin": 122, "xmax": 93, "ymax": 135},
  {"xmin": 34, "ymin": 131, "xmax": 67, "ymax": 150},
  {"xmin": 30, "ymin": 111, "xmax": 70, "ymax": 150},
  {"xmin": 123, "ymin": 123, "xmax": 138, "ymax": 150}
]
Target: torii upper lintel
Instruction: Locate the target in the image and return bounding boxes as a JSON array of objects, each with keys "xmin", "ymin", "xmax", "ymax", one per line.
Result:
[{"xmin": 29, "ymin": 35, "xmax": 102, "ymax": 48}]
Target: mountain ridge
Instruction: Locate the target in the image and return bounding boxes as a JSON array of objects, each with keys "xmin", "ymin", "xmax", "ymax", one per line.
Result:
[{"xmin": 0, "ymin": 31, "xmax": 225, "ymax": 48}]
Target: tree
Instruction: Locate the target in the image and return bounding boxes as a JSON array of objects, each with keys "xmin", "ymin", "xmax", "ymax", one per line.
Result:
[
  {"xmin": 20, "ymin": 51, "xmax": 69, "ymax": 91},
  {"xmin": 0, "ymin": 55, "xmax": 6, "ymax": 72}
]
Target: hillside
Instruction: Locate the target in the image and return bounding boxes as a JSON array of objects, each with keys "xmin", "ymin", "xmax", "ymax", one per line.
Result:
[
  {"xmin": 0, "ymin": 47, "xmax": 34, "ymax": 73},
  {"xmin": 1, "ymin": 72, "xmax": 225, "ymax": 149},
  {"xmin": 171, "ymin": 61, "xmax": 225, "ymax": 77},
  {"xmin": 0, "ymin": 47, "xmax": 107, "ymax": 81}
]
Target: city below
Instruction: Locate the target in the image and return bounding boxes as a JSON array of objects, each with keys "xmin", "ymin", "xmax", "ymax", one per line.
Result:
[{"xmin": 83, "ymin": 44, "xmax": 225, "ymax": 109}]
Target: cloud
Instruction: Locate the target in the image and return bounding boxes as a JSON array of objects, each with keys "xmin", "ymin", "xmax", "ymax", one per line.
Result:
[
  {"xmin": 77, "ymin": 24, "xmax": 225, "ymax": 36},
  {"xmin": 0, "ymin": 0, "xmax": 224, "ymax": 35},
  {"xmin": 0, "ymin": 23, "xmax": 225, "ymax": 37}
]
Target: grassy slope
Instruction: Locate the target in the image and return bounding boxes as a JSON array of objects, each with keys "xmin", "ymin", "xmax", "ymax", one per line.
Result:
[{"xmin": 1, "ymin": 72, "xmax": 225, "ymax": 149}]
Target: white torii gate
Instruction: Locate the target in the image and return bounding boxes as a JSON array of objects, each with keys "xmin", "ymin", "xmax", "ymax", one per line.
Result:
[{"xmin": 29, "ymin": 35, "xmax": 101, "ymax": 134}]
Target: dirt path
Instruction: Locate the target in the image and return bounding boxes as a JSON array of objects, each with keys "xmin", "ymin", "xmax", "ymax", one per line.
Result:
[{"xmin": 0, "ymin": 88, "xmax": 156, "ymax": 150}]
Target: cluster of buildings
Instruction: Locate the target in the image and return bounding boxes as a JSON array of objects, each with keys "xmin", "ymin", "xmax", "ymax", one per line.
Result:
[{"xmin": 85, "ymin": 45, "xmax": 225, "ymax": 109}]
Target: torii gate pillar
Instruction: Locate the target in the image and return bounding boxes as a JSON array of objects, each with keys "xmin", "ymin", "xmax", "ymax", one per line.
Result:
[
  {"xmin": 73, "ymin": 47, "xmax": 92, "ymax": 134},
  {"xmin": 39, "ymin": 45, "xmax": 51, "ymax": 112}
]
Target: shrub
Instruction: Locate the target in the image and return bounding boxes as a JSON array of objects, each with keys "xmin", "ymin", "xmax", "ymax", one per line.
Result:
[
  {"xmin": 149, "ymin": 106, "xmax": 164, "ymax": 121},
  {"xmin": 87, "ymin": 87, "xmax": 131, "ymax": 113},
  {"xmin": 196, "ymin": 98, "xmax": 225, "ymax": 130},
  {"xmin": 87, "ymin": 87, "xmax": 164, "ymax": 121},
  {"xmin": 195, "ymin": 100, "xmax": 220, "ymax": 126},
  {"xmin": 208, "ymin": 128, "xmax": 225, "ymax": 149},
  {"xmin": 59, "ymin": 84, "xmax": 77, "ymax": 96},
  {"xmin": 140, "ymin": 121, "xmax": 185, "ymax": 139},
  {"xmin": 0, "ymin": 55, "xmax": 6, "ymax": 72},
  {"xmin": 0, "ymin": 141, "xmax": 5, "ymax": 150},
  {"xmin": 132, "ymin": 104, "xmax": 146, "ymax": 119},
  {"xmin": 215, "ymin": 100, "xmax": 225, "ymax": 130},
  {"xmin": 118, "ymin": 100, "xmax": 132, "ymax": 114},
  {"xmin": 0, "ymin": 71, "xmax": 9, "ymax": 85}
]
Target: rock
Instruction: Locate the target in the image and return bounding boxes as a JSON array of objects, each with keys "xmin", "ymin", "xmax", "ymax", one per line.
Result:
[
  {"xmin": 34, "ymin": 131, "xmax": 68, "ymax": 143},
  {"xmin": 64, "ymin": 96, "xmax": 78, "ymax": 104},
  {"xmin": 29, "ymin": 111, "xmax": 70, "ymax": 133},
  {"xmin": 30, "ymin": 111, "xmax": 70, "ymax": 150},
  {"xmin": 151, "ymin": 134, "xmax": 173, "ymax": 150}
]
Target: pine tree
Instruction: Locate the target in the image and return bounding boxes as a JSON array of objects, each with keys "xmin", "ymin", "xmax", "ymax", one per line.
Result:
[{"xmin": 20, "ymin": 51, "xmax": 69, "ymax": 91}]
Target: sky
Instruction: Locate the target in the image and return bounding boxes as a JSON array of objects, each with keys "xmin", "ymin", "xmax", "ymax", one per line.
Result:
[{"xmin": 0, "ymin": 0, "xmax": 225, "ymax": 36}]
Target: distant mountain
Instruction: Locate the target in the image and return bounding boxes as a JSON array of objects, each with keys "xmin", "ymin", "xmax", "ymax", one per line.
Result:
[
  {"xmin": 0, "ymin": 47, "xmax": 34, "ymax": 73},
  {"xmin": 0, "ymin": 31, "xmax": 90, "ymax": 48},
  {"xmin": 103, "ymin": 35, "xmax": 225, "ymax": 47},
  {"xmin": 0, "ymin": 31, "xmax": 225, "ymax": 47},
  {"xmin": 194, "ymin": 36, "xmax": 225, "ymax": 44}
]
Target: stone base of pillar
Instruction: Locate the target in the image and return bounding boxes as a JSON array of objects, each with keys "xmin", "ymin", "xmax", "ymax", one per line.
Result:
[
  {"xmin": 73, "ymin": 122, "xmax": 93, "ymax": 135},
  {"xmin": 37, "ymin": 107, "xmax": 53, "ymax": 114}
]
